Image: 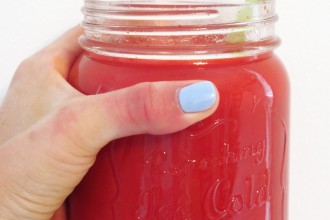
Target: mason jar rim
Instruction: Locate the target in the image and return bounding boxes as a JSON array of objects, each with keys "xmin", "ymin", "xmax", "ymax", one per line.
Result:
[
  {"xmin": 84, "ymin": 0, "xmax": 274, "ymax": 5},
  {"xmin": 80, "ymin": 0, "xmax": 279, "ymax": 60}
]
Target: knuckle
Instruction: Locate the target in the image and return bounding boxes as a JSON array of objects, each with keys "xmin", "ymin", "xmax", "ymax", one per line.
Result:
[
  {"xmin": 51, "ymin": 104, "xmax": 83, "ymax": 146},
  {"xmin": 125, "ymin": 82, "xmax": 162, "ymax": 129},
  {"xmin": 16, "ymin": 52, "xmax": 53, "ymax": 72},
  {"xmin": 10, "ymin": 58, "xmax": 35, "ymax": 85},
  {"xmin": 14, "ymin": 58, "xmax": 35, "ymax": 76},
  {"xmin": 141, "ymin": 83, "xmax": 159, "ymax": 125},
  {"xmin": 53, "ymin": 104, "xmax": 78, "ymax": 131},
  {"xmin": 51, "ymin": 102, "xmax": 99, "ymax": 155},
  {"xmin": 13, "ymin": 56, "xmax": 47, "ymax": 81},
  {"xmin": 17, "ymin": 55, "xmax": 46, "ymax": 71},
  {"xmin": 17, "ymin": 57, "xmax": 33, "ymax": 70}
]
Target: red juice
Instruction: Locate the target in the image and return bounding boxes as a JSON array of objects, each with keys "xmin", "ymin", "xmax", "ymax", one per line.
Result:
[{"xmin": 67, "ymin": 52, "xmax": 289, "ymax": 220}]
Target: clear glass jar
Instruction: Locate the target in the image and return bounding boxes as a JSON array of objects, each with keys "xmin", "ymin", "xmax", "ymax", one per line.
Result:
[{"xmin": 68, "ymin": 0, "xmax": 289, "ymax": 219}]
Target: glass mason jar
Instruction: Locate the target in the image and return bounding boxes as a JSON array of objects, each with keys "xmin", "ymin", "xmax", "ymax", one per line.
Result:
[{"xmin": 67, "ymin": 0, "xmax": 289, "ymax": 219}]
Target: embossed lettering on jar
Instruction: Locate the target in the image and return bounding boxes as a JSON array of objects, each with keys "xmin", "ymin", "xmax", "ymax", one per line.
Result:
[{"xmin": 68, "ymin": 0, "xmax": 290, "ymax": 219}]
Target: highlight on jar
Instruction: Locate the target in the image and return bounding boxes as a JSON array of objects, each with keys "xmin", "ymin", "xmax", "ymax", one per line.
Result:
[{"xmin": 67, "ymin": 0, "xmax": 289, "ymax": 219}]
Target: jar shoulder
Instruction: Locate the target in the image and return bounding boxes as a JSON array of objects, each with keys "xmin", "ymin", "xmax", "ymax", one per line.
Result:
[{"xmin": 69, "ymin": 53, "xmax": 289, "ymax": 97}]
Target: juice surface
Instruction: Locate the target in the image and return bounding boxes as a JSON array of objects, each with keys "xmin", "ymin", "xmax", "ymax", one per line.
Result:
[{"xmin": 67, "ymin": 53, "xmax": 289, "ymax": 220}]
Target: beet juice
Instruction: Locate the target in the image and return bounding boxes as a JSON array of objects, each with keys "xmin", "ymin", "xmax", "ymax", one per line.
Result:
[{"xmin": 68, "ymin": 1, "xmax": 289, "ymax": 219}]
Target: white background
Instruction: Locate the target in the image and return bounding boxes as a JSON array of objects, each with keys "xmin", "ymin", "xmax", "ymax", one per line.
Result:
[{"xmin": 0, "ymin": 0, "xmax": 329, "ymax": 219}]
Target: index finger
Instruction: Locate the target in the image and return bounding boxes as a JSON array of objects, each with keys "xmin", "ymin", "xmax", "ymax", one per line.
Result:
[{"xmin": 37, "ymin": 25, "xmax": 83, "ymax": 78}]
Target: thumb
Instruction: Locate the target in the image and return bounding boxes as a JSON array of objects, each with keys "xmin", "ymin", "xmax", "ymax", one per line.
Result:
[
  {"xmin": 48, "ymin": 80, "xmax": 219, "ymax": 155},
  {"xmin": 0, "ymin": 81, "xmax": 219, "ymax": 219}
]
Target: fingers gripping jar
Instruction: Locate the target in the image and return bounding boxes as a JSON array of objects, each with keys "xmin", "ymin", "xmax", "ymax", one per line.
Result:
[{"xmin": 68, "ymin": 0, "xmax": 289, "ymax": 219}]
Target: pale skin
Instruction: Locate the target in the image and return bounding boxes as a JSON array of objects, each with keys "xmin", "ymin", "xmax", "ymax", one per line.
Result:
[{"xmin": 0, "ymin": 26, "xmax": 219, "ymax": 220}]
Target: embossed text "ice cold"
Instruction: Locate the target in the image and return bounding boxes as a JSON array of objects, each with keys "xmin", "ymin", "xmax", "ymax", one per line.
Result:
[{"xmin": 204, "ymin": 169, "xmax": 271, "ymax": 219}]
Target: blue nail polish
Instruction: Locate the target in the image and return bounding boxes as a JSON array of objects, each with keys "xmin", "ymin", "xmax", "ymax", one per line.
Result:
[{"xmin": 179, "ymin": 81, "xmax": 217, "ymax": 113}]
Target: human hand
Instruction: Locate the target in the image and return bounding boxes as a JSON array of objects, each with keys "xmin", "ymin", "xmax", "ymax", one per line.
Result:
[{"xmin": 0, "ymin": 26, "xmax": 219, "ymax": 220}]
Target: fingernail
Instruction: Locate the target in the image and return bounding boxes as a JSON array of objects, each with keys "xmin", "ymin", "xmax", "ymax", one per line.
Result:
[{"xmin": 179, "ymin": 81, "xmax": 217, "ymax": 113}]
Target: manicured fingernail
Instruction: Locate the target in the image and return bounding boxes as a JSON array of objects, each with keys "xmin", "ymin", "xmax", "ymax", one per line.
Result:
[{"xmin": 179, "ymin": 81, "xmax": 217, "ymax": 113}]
